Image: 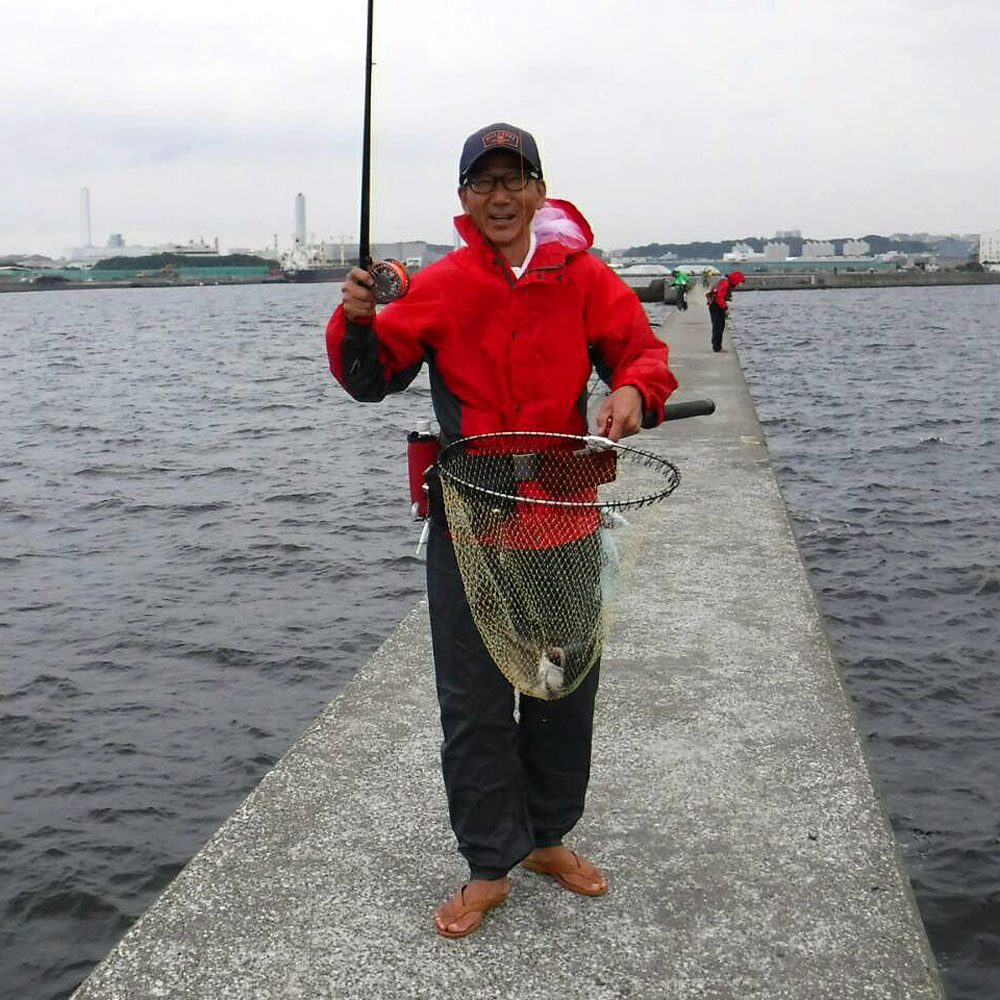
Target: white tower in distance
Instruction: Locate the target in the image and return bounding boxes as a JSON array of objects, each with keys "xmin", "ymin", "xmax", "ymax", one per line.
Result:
[
  {"xmin": 294, "ymin": 193, "xmax": 306, "ymax": 247},
  {"xmin": 80, "ymin": 187, "xmax": 92, "ymax": 247}
]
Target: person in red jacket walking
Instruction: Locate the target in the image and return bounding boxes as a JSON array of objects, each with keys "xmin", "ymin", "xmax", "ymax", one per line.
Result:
[
  {"xmin": 326, "ymin": 122, "xmax": 677, "ymax": 938},
  {"xmin": 707, "ymin": 269, "xmax": 745, "ymax": 352}
]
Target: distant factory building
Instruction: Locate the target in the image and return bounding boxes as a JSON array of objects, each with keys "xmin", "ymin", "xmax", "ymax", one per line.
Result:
[
  {"xmin": 64, "ymin": 188, "xmax": 221, "ymax": 262},
  {"xmin": 722, "ymin": 241, "xmax": 756, "ymax": 261},
  {"xmin": 65, "ymin": 235, "xmax": 220, "ymax": 262},
  {"xmin": 933, "ymin": 236, "xmax": 975, "ymax": 258},
  {"xmin": 842, "ymin": 239, "xmax": 871, "ymax": 257},
  {"xmin": 722, "ymin": 240, "xmax": 787, "ymax": 263},
  {"xmin": 802, "ymin": 240, "xmax": 834, "ymax": 258},
  {"xmin": 65, "ymin": 234, "xmax": 143, "ymax": 262},
  {"xmin": 309, "ymin": 239, "xmax": 453, "ymax": 268},
  {"xmin": 161, "ymin": 239, "xmax": 219, "ymax": 255},
  {"xmin": 978, "ymin": 229, "xmax": 1000, "ymax": 269},
  {"xmin": 774, "ymin": 229, "xmax": 801, "ymax": 239},
  {"xmin": 372, "ymin": 241, "xmax": 453, "ymax": 266}
]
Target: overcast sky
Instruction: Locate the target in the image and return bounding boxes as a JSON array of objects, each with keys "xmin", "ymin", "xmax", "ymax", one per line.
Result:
[{"xmin": 3, "ymin": 0, "xmax": 999, "ymax": 258}]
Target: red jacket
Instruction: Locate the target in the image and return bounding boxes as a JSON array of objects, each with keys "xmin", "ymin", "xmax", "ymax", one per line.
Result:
[
  {"xmin": 711, "ymin": 270, "xmax": 745, "ymax": 309},
  {"xmin": 326, "ymin": 199, "xmax": 677, "ymax": 445},
  {"xmin": 711, "ymin": 277, "xmax": 732, "ymax": 309}
]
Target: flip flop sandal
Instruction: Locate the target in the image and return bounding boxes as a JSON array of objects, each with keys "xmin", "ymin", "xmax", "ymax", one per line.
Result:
[
  {"xmin": 433, "ymin": 882, "xmax": 510, "ymax": 939},
  {"xmin": 521, "ymin": 849, "xmax": 608, "ymax": 897}
]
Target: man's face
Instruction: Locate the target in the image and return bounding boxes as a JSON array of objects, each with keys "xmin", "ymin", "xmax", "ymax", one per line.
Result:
[{"xmin": 458, "ymin": 150, "xmax": 546, "ymax": 257}]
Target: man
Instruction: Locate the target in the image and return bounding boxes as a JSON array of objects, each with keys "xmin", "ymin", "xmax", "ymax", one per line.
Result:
[
  {"xmin": 326, "ymin": 123, "xmax": 677, "ymax": 938},
  {"xmin": 707, "ymin": 269, "xmax": 745, "ymax": 352},
  {"xmin": 672, "ymin": 267, "xmax": 689, "ymax": 311}
]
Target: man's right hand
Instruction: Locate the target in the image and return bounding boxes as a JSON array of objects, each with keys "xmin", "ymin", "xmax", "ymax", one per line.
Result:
[{"xmin": 342, "ymin": 267, "xmax": 376, "ymax": 321}]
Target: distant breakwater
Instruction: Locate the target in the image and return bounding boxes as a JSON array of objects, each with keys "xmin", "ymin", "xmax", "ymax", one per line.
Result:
[
  {"xmin": 625, "ymin": 270, "xmax": 999, "ymax": 303},
  {"xmin": 738, "ymin": 270, "xmax": 1000, "ymax": 292}
]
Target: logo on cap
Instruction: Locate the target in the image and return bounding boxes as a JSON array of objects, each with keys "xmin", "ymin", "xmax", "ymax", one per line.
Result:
[{"xmin": 482, "ymin": 129, "xmax": 520, "ymax": 150}]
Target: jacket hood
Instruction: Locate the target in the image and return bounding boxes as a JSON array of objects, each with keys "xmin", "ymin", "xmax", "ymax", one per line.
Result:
[
  {"xmin": 727, "ymin": 269, "xmax": 746, "ymax": 284},
  {"xmin": 454, "ymin": 198, "xmax": 594, "ymax": 259}
]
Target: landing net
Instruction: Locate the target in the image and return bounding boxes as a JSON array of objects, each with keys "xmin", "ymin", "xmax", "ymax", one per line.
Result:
[{"xmin": 436, "ymin": 431, "xmax": 680, "ymax": 700}]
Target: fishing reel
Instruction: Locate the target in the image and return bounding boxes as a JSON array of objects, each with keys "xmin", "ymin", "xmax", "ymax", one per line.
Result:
[{"xmin": 369, "ymin": 258, "xmax": 410, "ymax": 303}]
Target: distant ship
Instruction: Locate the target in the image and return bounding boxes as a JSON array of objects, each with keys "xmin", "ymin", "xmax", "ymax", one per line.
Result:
[
  {"xmin": 279, "ymin": 234, "xmax": 423, "ymax": 283},
  {"xmin": 282, "ymin": 264, "xmax": 353, "ymax": 282},
  {"xmin": 280, "ymin": 238, "xmax": 353, "ymax": 282},
  {"xmin": 276, "ymin": 192, "xmax": 427, "ymax": 282},
  {"xmin": 282, "ymin": 259, "xmax": 421, "ymax": 282}
]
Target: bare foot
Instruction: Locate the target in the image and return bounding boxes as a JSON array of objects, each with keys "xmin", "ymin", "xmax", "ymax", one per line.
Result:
[
  {"xmin": 522, "ymin": 846, "xmax": 607, "ymax": 896},
  {"xmin": 433, "ymin": 876, "xmax": 510, "ymax": 938}
]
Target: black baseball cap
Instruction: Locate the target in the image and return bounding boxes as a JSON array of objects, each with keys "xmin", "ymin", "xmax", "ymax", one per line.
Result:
[{"xmin": 459, "ymin": 123, "xmax": 543, "ymax": 184}]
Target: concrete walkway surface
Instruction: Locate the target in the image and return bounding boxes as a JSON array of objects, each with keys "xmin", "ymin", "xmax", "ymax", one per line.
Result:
[{"xmin": 71, "ymin": 293, "xmax": 944, "ymax": 1000}]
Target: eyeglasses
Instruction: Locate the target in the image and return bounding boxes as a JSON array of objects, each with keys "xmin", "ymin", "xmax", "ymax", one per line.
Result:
[{"xmin": 465, "ymin": 170, "xmax": 538, "ymax": 195}]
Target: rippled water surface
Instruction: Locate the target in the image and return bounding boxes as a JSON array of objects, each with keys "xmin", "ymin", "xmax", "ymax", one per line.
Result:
[
  {"xmin": 1, "ymin": 284, "xmax": 430, "ymax": 1000},
  {"xmin": 734, "ymin": 285, "xmax": 1000, "ymax": 1000},
  {"xmin": 2, "ymin": 283, "xmax": 998, "ymax": 999}
]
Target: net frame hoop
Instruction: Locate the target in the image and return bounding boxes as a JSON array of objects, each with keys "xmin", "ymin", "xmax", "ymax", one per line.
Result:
[{"xmin": 437, "ymin": 430, "xmax": 680, "ymax": 512}]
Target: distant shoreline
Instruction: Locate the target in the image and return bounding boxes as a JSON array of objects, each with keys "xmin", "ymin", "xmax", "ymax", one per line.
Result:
[
  {"xmin": 0, "ymin": 276, "xmax": 311, "ymax": 294},
  {"xmin": 3, "ymin": 269, "xmax": 998, "ymax": 296}
]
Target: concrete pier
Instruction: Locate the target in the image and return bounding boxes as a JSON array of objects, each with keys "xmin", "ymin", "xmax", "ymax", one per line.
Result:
[
  {"xmin": 739, "ymin": 269, "xmax": 1000, "ymax": 291},
  {"xmin": 70, "ymin": 297, "xmax": 944, "ymax": 999}
]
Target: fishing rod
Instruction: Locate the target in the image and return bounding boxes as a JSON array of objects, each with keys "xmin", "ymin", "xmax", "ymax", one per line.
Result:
[{"xmin": 359, "ymin": 0, "xmax": 409, "ymax": 304}]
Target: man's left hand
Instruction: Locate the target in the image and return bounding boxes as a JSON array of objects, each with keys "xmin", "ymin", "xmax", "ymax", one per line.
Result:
[{"xmin": 595, "ymin": 385, "xmax": 643, "ymax": 441}]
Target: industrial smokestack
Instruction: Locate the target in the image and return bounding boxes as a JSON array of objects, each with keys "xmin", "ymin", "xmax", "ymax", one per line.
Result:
[
  {"xmin": 80, "ymin": 187, "xmax": 92, "ymax": 247},
  {"xmin": 294, "ymin": 193, "xmax": 306, "ymax": 247}
]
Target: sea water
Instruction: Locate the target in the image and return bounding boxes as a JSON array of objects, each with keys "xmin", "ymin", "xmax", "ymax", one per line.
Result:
[
  {"xmin": 0, "ymin": 284, "xmax": 428, "ymax": 999},
  {"xmin": 1, "ymin": 282, "xmax": 997, "ymax": 999},
  {"xmin": 731, "ymin": 284, "xmax": 1000, "ymax": 1000}
]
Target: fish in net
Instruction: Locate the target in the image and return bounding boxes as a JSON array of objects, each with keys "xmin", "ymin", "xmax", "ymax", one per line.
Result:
[{"xmin": 436, "ymin": 431, "xmax": 680, "ymax": 700}]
